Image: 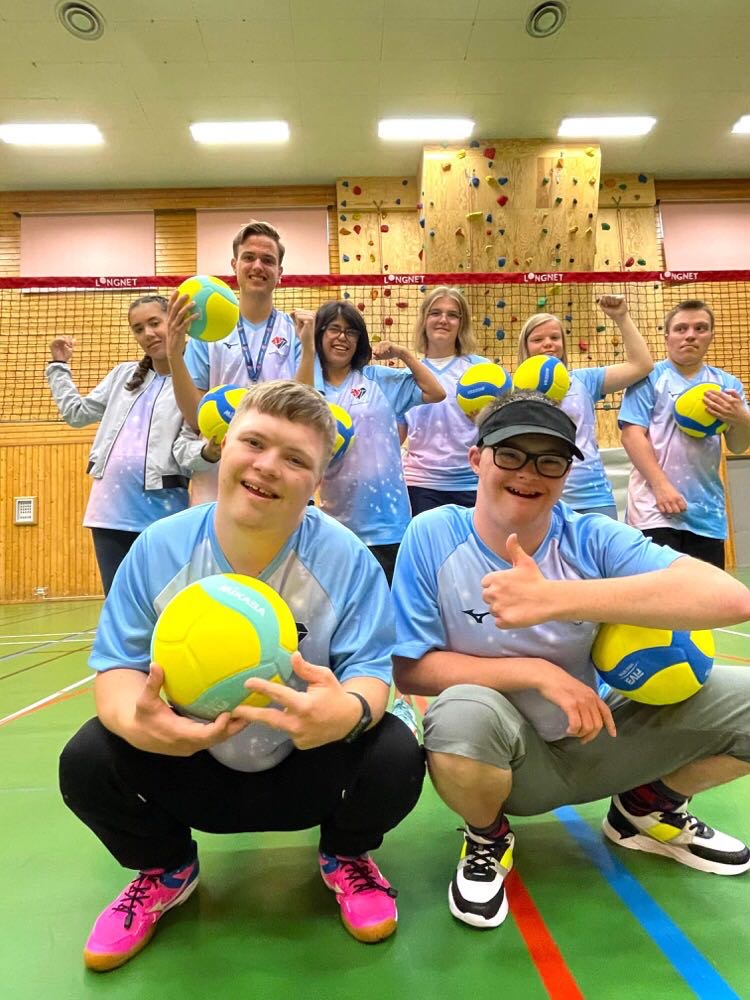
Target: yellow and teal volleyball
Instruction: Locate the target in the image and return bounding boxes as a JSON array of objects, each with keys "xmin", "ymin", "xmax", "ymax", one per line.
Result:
[
  {"xmin": 673, "ymin": 382, "xmax": 728, "ymax": 439},
  {"xmin": 513, "ymin": 356, "xmax": 571, "ymax": 402},
  {"xmin": 177, "ymin": 274, "xmax": 239, "ymax": 342},
  {"xmin": 456, "ymin": 362, "xmax": 512, "ymax": 418},
  {"xmin": 592, "ymin": 623, "xmax": 714, "ymax": 705},
  {"xmin": 328, "ymin": 401, "xmax": 355, "ymax": 461},
  {"xmin": 197, "ymin": 384, "xmax": 248, "ymax": 443},
  {"xmin": 151, "ymin": 574, "xmax": 298, "ymax": 720}
]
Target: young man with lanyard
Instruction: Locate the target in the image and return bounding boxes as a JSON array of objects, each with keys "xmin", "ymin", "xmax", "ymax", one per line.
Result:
[
  {"xmin": 167, "ymin": 220, "xmax": 315, "ymax": 502},
  {"xmin": 391, "ymin": 391, "xmax": 750, "ymax": 931},
  {"xmin": 60, "ymin": 380, "xmax": 424, "ymax": 971},
  {"xmin": 620, "ymin": 299, "xmax": 750, "ymax": 568}
]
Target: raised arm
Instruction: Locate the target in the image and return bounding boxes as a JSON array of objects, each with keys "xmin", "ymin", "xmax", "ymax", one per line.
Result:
[
  {"xmin": 165, "ymin": 290, "xmax": 205, "ymax": 430},
  {"xmin": 291, "ymin": 308, "xmax": 316, "ymax": 387},
  {"xmin": 46, "ymin": 337, "xmax": 112, "ymax": 427},
  {"xmin": 371, "ymin": 341, "xmax": 446, "ymax": 403},
  {"xmin": 597, "ymin": 295, "xmax": 654, "ymax": 394}
]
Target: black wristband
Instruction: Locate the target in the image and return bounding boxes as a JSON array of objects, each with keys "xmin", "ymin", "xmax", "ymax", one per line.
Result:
[{"xmin": 343, "ymin": 691, "xmax": 372, "ymax": 743}]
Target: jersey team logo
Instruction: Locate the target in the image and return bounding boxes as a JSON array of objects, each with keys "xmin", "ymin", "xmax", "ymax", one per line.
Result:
[
  {"xmin": 351, "ymin": 387, "xmax": 367, "ymax": 400},
  {"xmin": 295, "ymin": 622, "xmax": 309, "ymax": 643},
  {"xmin": 462, "ymin": 609, "xmax": 491, "ymax": 624},
  {"xmin": 271, "ymin": 336, "xmax": 287, "ymax": 348}
]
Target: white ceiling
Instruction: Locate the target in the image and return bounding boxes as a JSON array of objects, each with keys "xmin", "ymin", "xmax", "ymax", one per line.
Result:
[{"xmin": 0, "ymin": 0, "xmax": 749, "ymax": 191}]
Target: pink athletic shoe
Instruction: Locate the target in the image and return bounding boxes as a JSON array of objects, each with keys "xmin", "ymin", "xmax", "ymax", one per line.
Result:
[
  {"xmin": 319, "ymin": 852, "xmax": 398, "ymax": 942},
  {"xmin": 83, "ymin": 858, "xmax": 199, "ymax": 971}
]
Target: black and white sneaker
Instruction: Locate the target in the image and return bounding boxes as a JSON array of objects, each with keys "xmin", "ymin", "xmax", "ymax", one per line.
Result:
[
  {"xmin": 603, "ymin": 794, "xmax": 750, "ymax": 875},
  {"xmin": 449, "ymin": 827, "xmax": 514, "ymax": 928}
]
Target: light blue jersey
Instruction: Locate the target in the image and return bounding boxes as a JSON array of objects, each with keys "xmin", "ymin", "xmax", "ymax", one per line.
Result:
[
  {"xmin": 184, "ymin": 312, "xmax": 301, "ymax": 390},
  {"xmin": 560, "ymin": 367, "xmax": 616, "ymax": 511},
  {"xmin": 619, "ymin": 360, "xmax": 745, "ymax": 539},
  {"xmin": 91, "ymin": 504, "xmax": 394, "ymax": 772},
  {"xmin": 402, "ymin": 354, "xmax": 489, "ymax": 491},
  {"xmin": 84, "ymin": 376, "xmax": 189, "ymax": 531},
  {"xmin": 316, "ymin": 362, "xmax": 424, "ymax": 545},
  {"xmin": 392, "ymin": 502, "xmax": 680, "ymax": 742}
]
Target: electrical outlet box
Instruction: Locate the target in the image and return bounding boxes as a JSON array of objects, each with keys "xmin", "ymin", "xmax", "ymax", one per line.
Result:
[{"xmin": 14, "ymin": 496, "xmax": 38, "ymax": 525}]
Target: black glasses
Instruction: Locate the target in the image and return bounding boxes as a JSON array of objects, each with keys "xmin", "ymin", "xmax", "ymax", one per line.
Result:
[
  {"xmin": 325, "ymin": 324, "xmax": 359, "ymax": 341},
  {"xmin": 489, "ymin": 445, "xmax": 573, "ymax": 479}
]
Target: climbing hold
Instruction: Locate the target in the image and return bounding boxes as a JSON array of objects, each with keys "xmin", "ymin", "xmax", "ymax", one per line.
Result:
[
  {"xmin": 486, "ymin": 228, "xmax": 493, "ymax": 236},
  {"xmin": 638, "ymin": 173, "xmax": 648, "ymax": 183},
  {"xmin": 357, "ymin": 302, "xmax": 365, "ymax": 311},
  {"xmin": 555, "ymin": 197, "xmax": 563, "ymax": 205},
  {"xmin": 380, "ymin": 224, "xmax": 389, "ymax": 232},
  {"xmin": 371, "ymin": 290, "xmax": 379, "ymax": 300},
  {"xmin": 496, "ymin": 299, "xmax": 505, "ymax": 308},
  {"xmin": 356, "ymin": 254, "xmax": 361, "ymax": 261},
  {"xmin": 495, "ymin": 330, "xmax": 505, "ymax": 341},
  {"xmin": 396, "ymin": 301, "xmax": 408, "ymax": 309},
  {"xmin": 578, "ymin": 339, "xmax": 589, "ymax": 352},
  {"xmin": 601, "ymin": 222, "xmax": 611, "ymax": 230},
  {"xmin": 395, "ymin": 198, "xmax": 401, "ymax": 205},
  {"xmin": 352, "ymin": 212, "xmax": 361, "ymax": 220},
  {"xmin": 637, "ymin": 258, "xmax": 647, "ymax": 266},
  {"xmin": 588, "ymin": 177, "xmax": 596, "ymax": 185},
  {"xmin": 604, "ymin": 178, "xmax": 616, "ymax": 188},
  {"xmin": 383, "ymin": 289, "xmax": 391, "ymax": 297},
  {"xmin": 384, "ymin": 317, "xmax": 393, "ymax": 326},
  {"xmin": 585, "ymin": 227, "xmax": 593, "ymax": 236},
  {"xmin": 470, "ymin": 176, "xmax": 480, "ymax": 188},
  {"xmin": 483, "ymin": 316, "xmax": 491, "ymax": 327},
  {"xmin": 498, "ymin": 176, "xmax": 509, "ymax": 185},
  {"xmin": 455, "ymin": 227, "xmax": 466, "ymax": 238},
  {"xmin": 485, "ymin": 213, "xmax": 493, "ymax": 222},
  {"xmin": 457, "ymin": 149, "xmax": 466, "ymax": 158},
  {"xmin": 572, "ymin": 198, "xmax": 578, "ymax": 205},
  {"xmin": 585, "ymin": 147, "xmax": 596, "ymax": 156},
  {"xmin": 340, "ymin": 228, "xmax": 351, "ymax": 236},
  {"xmin": 497, "ymin": 257, "xmax": 506, "ymax": 267},
  {"xmin": 596, "ymin": 325, "xmax": 606, "ymax": 333},
  {"xmin": 618, "ymin": 183, "xmax": 627, "ymax": 190},
  {"xmin": 342, "ymin": 180, "xmax": 349, "ymax": 187},
  {"xmin": 573, "ymin": 177, "xmax": 578, "ymax": 185},
  {"xmin": 497, "ymin": 195, "xmax": 509, "ymax": 206},
  {"xmin": 341, "ymin": 200, "xmax": 347, "ymax": 206},
  {"xmin": 466, "ymin": 211, "xmax": 483, "ymax": 221},
  {"xmin": 486, "ymin": 175, "xmax": 498, "ymax": 185},
  {"xmin": 469, "ymin": 140, "xmax": 480, "ymax": 148},
  {"xmin": 526, "ymin": 257, "xmax": 533, "ymax": 266},
  {"xmin": 441, "ymin": 163, "xmax": 451, "ymax": 171},
  {"xmin": 564, "ymin": 314, "xmax": 573, "ymax": 322},
  {"xmin": 369, "ymin": 254, "xmax": 376, "ymax": 263},
  {"xmin": 569, "ymin": 225, "xmax": 578, "ymax": 234},
  {"xmin": 624, "ymin": 256, "xmax": 635, "ymax": 267},
  {"xmin": 352, "ymin": 185, "xmax": 362, "ymax": 195},
  {"xmin": 429, "ymin": 229, "xmax": 436, "ymax": 237},
  {"xmin": 612, "ymin": 336, "xmax": 620, "ymax": 346},
  {"xmin": 542, "ymin": 177, "xmax": 550, "ymax": 185},
  {"xmin": 419, "ymin": 218, "xmax": 425, "ymax": 228},
  {"xmin": 353, "ymin": 224, "xmax": 361, "ymax": 235},
  {"xmin": 537, "ymin": 297, "xmax": 547, "ymax": 308},
  {"xmin": 511, "ymin": 315, "xmax": 518, "ymax": 323},
  {"xmin": 542, "ymin": 228, "xmax": 549, "ymax": 235},
  {"xmin": 402, "ymin": 178, "xmax": 408, "ymax": 185},
  {"xmin": 557, "ymin": 157, "xmax": 564, "ymax": 168},
  {"xmin": 483, "ymin": 147, "xmax": 496, "ymax": 159},
  {"xmin": 340, "ymin": 214, "xmax": 347, "ymax": 221},
  {"xmin": 499, "ymin": 228, "xmax": 505, "ymax": 235}
]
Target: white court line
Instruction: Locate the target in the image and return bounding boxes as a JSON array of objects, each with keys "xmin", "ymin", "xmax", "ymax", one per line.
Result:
[
  {"xmin": 0, "ymin": 638, "xmax": 94, "ymax": 647},
  {"xmin": 0, "ymin": 631, "xmax": 95, "ymax": 640},
  {"xmin": 716, "ymin": 627, "xmax": 750, "ymax": 640},
  {"xmin": 0, "ymin": 675, "xmax": 93, "ymax": 727}
]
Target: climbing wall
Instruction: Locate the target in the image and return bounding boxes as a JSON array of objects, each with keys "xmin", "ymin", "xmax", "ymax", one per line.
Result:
[
  {"xmin": 419, "ymin": 140, "xmax": 601, "ymax": 274},
  {"xmin": 335, "ymin": 177, "xmax": 423, "ymax": 274},
  {"xmin": 595, "ymin": 173, "xmax": 661, "ymax": 272}
]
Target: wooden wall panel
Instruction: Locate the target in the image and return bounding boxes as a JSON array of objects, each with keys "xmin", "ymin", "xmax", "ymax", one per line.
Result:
[
  {"xmin": 0, "ymin": 212, "xmax": 21, "ymax": 277},
  {"xmin": 420, "ymin": 141, "xmax": 601, "ymax": 274},
  {"xmin": 0, "ymin": 423, "xmax": 99, "ymax": 601},
  {"xmin": 155, "ymin": 210, "xmax": 197, "ymax": 275},
  {"xmin": 335, "ymin": 177, "xmax": 422, "ymax": 275}
]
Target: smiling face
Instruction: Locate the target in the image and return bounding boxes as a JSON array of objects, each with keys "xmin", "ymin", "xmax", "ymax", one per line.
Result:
[
  {"xmin": 320, "ymin": 311, "xmax": 360, "ymax": 373},
  {"xmin": 524, "ymin": 318, "xmax": 565, "ymax": 360},
  {"xmin": 665, "ymin": 308, "xmax": 714, "ymax": 371},
  {"xmin": 128, "ymin": 300, "xmax": 168, "ymax": 363},
  {"xmin": 218, "ymin": 407, "xmax": 325, "ymax": 535},
  {"xmin": 231, "ymin": 234, "xmax": 283, "ymax": 303},
  {"xmin": 470, "ymin": 432, "xmax": 571, "ymax": 533},
  {"xmin": 424, "ymin": 294, "xmax": 462, "ymax": 357}
]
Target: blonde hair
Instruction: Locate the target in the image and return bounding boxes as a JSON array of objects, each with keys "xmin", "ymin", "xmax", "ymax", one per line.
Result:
[
  {"xmin": 517, "ymin": 313, "xmax": 568, "ymax": 367},
  {"xmin": 414, "ymin": 286, "xmax": 476, "ymax": 355},
  {"xmin": 230, "ymin": 380, "xmax": 336, "ymax": 470}
]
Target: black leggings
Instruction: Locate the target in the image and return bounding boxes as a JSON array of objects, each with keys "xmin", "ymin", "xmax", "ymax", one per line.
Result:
[
  {"xmin": 642, "ymin": 527, "xmax": 725, "ymax": 570},
  {"xmin": 90, "ymin": 527, "xmax": 140, "ymax": 595},
  {"xmin": 59, "ymin": 714, "xmax": 425, "ymax": 872}
]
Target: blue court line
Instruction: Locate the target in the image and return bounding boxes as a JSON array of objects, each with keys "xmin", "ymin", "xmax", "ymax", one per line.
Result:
[{"xmin": 555, "ymin": 806, "xmax": 740, "ymax": 1000}]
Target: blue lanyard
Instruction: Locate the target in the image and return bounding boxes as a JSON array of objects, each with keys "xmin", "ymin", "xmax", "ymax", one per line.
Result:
[{"xmin": 236, "ymin": 309, "xmax": 277, "ymax": 383}]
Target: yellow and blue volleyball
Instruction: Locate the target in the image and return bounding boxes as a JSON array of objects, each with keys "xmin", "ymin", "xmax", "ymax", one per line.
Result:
[
  {"xmin": 151, "ymin": 574, "xmax": 298, "ymax": 720},
  {"xmin": 328, "ymin": 401, "xmax": 355, "ymax": 461},
  {"xmin": 592, "ymin": 624, "xmax": 714, "ymax": 705},
  {"xmin": 177, "ymin": 274, "xmax": 239, "ymax": 342},
  {"xmin": 513, "ymin": 356, "xmax": 571, "ymax": 402},
  {"xmin": 456, "ymin": 362, "xmax": 512, "ymax": 418},
  {"xmin": 197, "ymin": 384, "xmax": 248, "ymax": 443},
  {"xmin": 673, "ymin": 383, "xmax": 728, "ymax": 439}
]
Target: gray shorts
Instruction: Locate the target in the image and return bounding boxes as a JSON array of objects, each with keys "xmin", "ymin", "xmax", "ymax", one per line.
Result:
[{"xmin": 423, "ymin": 665, "xmax": 750, "ymax": 816}]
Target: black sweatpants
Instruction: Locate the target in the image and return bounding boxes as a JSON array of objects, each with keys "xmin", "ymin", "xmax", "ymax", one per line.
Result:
[
  {"xmin": 59, "ymin": 714, "xmax": 425, "ymax": 873},
  {"xmin": 90, "ymin": 527, "xmax": 140, "ymax": 595}
]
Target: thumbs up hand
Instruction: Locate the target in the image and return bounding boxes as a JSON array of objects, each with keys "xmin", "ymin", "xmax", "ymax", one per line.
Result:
[{"xmin": 481, "ymin": 534, "xmax": 554, "ymax": 629}]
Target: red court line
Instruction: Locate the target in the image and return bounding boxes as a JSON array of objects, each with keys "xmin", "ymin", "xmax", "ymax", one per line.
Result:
[
  {"xmin": 507, "ymin": 869, "xmax": 585, "ymax": 1000},
  {"xmin": 0, "ymin": 684, "xmax": 91, "ymax": 728}
]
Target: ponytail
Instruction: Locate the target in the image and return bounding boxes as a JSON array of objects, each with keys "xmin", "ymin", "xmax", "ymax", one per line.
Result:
[{"xmin": 124, "ymin": 354, "xmax": 154, "ymax": 391}]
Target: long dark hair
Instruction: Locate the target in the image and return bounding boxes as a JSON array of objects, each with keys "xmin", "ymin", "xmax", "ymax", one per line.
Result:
[
  {"xmin": 124, "ymin": 294, "xmax": 168, "ymax": 392},
  {"xmin": 314, "ymin": 300, "xmax": 372, "ymax": 382}
]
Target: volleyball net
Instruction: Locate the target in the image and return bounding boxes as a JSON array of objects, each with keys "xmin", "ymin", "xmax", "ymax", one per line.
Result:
[{"xmin": 1, "ymin": 270, "xmax": 749, "ymax": 423}]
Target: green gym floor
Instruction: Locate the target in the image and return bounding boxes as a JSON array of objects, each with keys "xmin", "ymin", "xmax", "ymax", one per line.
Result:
[{"xmin": 3, "ymin": 580, "xmax": 750, "ymax": 1000}]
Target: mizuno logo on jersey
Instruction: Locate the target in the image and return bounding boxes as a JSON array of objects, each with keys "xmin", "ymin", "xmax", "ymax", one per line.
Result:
[
  {"xmin": 296, "ymin": 622, "xmax": 309, "ymax": 643},
  {"xmin": 351, "ymin": 387, "xmax": 367, "ymax": 400},
  {"xmin": 462, "ymin": 609, "xmax": 491, "ymax": 624}
]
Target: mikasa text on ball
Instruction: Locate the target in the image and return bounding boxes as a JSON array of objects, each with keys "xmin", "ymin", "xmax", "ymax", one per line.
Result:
[
  {"xmin": 178, "ymin": 274, "xmax": 239, "ymax": 342},
  {"xmin": 513, "ymin": 355, "xmax": 571, "ymax": 402},
  {"xmin": 151, "ymin": 574, "xmax": 298, "ymax": 720},
  {"xmin": 673, "ymin": 382, "xmax": 728, "ymax": 439},
  {"xmin": 456, "ymin": 362, "xmax": 512, "ymax": 418},
  {"xmin": 592, "ymin": 623, "xmax": 714, "ymax": 705}
]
